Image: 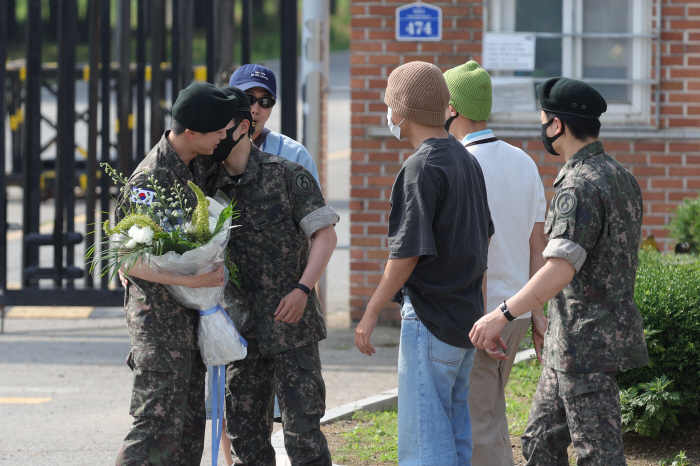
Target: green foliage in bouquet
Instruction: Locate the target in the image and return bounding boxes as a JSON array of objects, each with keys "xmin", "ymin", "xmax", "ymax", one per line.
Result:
[{"xmin": 87, "ymin": 163, "xmax": 240, "ymax": 281}]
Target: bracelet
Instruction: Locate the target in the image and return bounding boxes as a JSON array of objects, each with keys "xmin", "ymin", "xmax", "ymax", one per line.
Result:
[
  {"xmin": 499, "ymin": 300, "xmax": 516, "ymax": 322},
  {"xmin": 292, "ymin": 282, "xmax": 311, "ymax": 295}
]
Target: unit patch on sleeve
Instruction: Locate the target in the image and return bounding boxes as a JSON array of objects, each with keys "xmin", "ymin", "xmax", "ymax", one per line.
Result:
[
  {"xmin": 130, "ymin": 188, "xmax": 156, "ymax": 205},
  {"xmin": 554, "ymin": 191, "xmax": 577, "ymax": 216},
  {"xmin": 293, "ymin": 172, "xmax": 315, "ymax": 194}
]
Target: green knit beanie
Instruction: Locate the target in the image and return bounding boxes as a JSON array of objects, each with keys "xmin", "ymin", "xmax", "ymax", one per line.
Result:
[{"xmin": 443, "ymin": 61, "xmax": 492, "ymax": 122}]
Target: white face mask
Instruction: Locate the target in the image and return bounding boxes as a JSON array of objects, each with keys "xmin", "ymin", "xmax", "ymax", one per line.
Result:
[{"xmin": 387, "ymin": 108, "xmax": 407, "ymax": 141}]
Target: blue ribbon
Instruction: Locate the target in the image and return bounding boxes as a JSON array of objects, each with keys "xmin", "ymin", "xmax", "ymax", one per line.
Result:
[
  {"xmin": 199, "ymin": 305, "xmax": 248, "ymax": 347},
  {"xmin": 211, "ymin": 365, "xmax": 226, "ymax": 466}
]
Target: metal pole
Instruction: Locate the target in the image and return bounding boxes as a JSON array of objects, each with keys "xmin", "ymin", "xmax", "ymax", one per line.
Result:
[
  {"xmin": 99, "ymin": 0, "xmax": 112, "ymax": 288},
  {"xmin": 55, "ymin": 0, "xmax": 77, "ymax": 288},
  {"xmin": 181, "ymin": 0, "xmax": 194, "ymax": 86},
  {"xmin": 117, "ymin": 0, "xmax": 133, "ymax": 175},
  {"xmin": 280, "ymin": 0, "xmax": 298, "ymax": 140},
  {"xmin": 218, "ymin": 0, "xmax": 235, "ymax": 83},
  {"xmin": 241, "ymin": 0, "xmax": 252, "ymax": 65},
  {"xmin": 655, "ymin": 0, "xmax": 662, "ymax": 128},
  {"xmin": 172, "ymin": 0, "xmax": 181, "ymax": 103},
  {"xmin": 206, "ymin": 0, "xmax": 217, "ymax": 83},
  {"xmin": 136, "ymin": 0, "xmax": 146, "ymax": 159},
  {"xmin": 0, "ymin": 0, "xmax": 8, "ymax": 305},
  {"xmin": 150, "ymin": 0, "xmax": 165, "ymax": 145},
  {"xmin": 22, "ymin": 0, "xmax": 43, "ymax": 288},
  {"xmin": 85, "ymin": 0, "xmax": 101, "ymax": 288}
]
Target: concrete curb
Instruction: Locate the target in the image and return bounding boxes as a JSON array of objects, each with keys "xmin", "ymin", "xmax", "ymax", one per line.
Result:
[{"xmin": 272, "ymin": 349, "xmax": 536, "ymax": 465}]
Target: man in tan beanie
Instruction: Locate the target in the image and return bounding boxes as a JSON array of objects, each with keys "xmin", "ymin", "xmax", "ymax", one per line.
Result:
[
  {"xmin": 444, "ymin": 61, "xmax": 548, "ymax": 466},
  {"xmin": 354, "ymin": 61, "xmax": 494, "ymax": 466}
]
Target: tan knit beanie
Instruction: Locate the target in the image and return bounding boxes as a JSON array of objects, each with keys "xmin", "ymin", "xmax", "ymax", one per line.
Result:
[{"xmin": 384, "ymin": 61, "xmax": 450, "ymax": 127}]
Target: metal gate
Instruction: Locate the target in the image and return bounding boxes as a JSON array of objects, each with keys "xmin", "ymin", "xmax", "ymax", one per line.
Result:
[{"xmin": 0, "ymin": 0, "xmax": 300, "ymax": 324}]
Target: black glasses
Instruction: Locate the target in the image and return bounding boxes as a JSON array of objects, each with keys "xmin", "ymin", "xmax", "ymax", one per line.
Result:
[{"xmin": 247, "ymin": 94, "xmax": 276, "ymax": 109}]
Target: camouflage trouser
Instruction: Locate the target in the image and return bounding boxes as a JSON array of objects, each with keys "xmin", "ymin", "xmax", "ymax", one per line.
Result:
[
  {"xmin": 224, "ymin": 343, "xmax": 331, "ymax": 466},
  {"xmin": 115, "ymin": 345, "xmax": 206, "ymax": 466},
  {"xmin": 521, "ymin": 366, "xmax": 625, "ymax": 466}
]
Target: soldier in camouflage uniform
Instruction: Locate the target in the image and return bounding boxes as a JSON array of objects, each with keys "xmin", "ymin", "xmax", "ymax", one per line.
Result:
[
  {"xmin": 204, "ymin": 87, "xmax": 339, "ymax": 466},
  {"xmin": 469, "ymin": 78, "xmax": 648, "ymax": 465},
  {"xmin": 115, "ymin": 83, "xmax": 238, "ymax": 466}
]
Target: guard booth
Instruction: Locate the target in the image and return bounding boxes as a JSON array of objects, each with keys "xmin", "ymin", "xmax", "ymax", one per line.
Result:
[{"xmin": 0, "ymin": 0, "xmax": 305, "ymax": 330}]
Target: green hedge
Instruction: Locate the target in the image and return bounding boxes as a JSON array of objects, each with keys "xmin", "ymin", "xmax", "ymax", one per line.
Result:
[{"xmin": 617, "ymin": 249, "xmax": 700, "ymax": 411}]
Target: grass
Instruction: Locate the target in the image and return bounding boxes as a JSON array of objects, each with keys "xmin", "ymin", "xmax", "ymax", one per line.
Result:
[
  {"xmin": 505, "ymin": 359, "xmax": 542, "ymax": 437},
  {"xmin": 332, "ymin": 409, "xmax": 399, "ymax": 465}
]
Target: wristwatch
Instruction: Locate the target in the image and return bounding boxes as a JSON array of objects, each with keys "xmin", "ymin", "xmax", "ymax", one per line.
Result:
[
  {"xmin": 499, "ymin": 300, "xmax": 516, "ymax": 322},
  {"xmin": 292, "ymin": 282, "xmax": 311, "ymax": 295}
]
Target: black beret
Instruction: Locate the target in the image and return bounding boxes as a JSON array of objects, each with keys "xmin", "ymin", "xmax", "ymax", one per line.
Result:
[
  {"xmin": 171, "ymin": 82, "xmax": 238, "ymax": 132},
  {"xmin": 222, "ymin": 86, "xmax": 252, "ymax": 113},
  {"xmin": 537, "ymin": 77, "xmax": 607, "ymax": 119}
]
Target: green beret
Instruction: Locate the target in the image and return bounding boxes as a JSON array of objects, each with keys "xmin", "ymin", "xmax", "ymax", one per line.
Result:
[
  {"xmin": 536, "ymin": 77, "xmax": 607, "ymax": 119},
  {"xmin": 172, "ymin": 82, "xmax": 238, "ymax": 133},
  {"xmin": 222, "ymin": 86, "xmax": 252, "ymax": 113}
]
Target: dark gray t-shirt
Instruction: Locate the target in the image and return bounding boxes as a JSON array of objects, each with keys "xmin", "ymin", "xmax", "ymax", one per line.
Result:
[{"xmin": 389, "ymin": 134, "xmax": 494, "ymax": 348}]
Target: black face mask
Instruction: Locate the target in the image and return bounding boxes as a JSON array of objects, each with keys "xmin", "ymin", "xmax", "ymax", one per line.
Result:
[
  {"xmin": 541, "ymin": 118, "xmax": 564, "ymax": 156},
  {"xmin": 445, "ymin": 111, "xmax": 459, "ymax": 132},
  {"xmin": 209, "ymin": 124, "xmax": 247, "ymax": 163}
]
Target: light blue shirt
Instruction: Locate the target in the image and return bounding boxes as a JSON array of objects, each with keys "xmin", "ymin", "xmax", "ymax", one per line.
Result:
[
  {"xmin": 461, "ymin": 129, "xmax": 494, "ymax": 145},
  {"xmin": 260, "ymin": 132, "xmax": 321, "ymax": 187}
]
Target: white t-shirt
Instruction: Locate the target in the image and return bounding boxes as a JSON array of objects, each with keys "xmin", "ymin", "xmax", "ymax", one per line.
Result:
[{"xmin": 463, "ymin": 130, "xmax": 546, "ymax": 319}]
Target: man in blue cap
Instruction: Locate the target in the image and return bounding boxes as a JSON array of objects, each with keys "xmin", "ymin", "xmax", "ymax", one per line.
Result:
[{"xmin": 229, "ymin": 64, "xmax": 320, "ymax": 186}]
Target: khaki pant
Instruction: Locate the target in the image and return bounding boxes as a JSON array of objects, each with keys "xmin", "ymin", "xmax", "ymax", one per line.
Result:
[{"xmin": 469, "ymin": 318, "xmax": 531, "ymax": 466}]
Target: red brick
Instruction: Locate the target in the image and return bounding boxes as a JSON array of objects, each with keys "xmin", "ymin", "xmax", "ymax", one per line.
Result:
[
  {"xmin": 350, "ymin": 65, "xmax": 383, "ymax": 76},
  {"xmin": 352, "ymin": 18, "xmax": 383, "ymax": 28},
  {"xmin": 689, "ymin": 57, "xmax": 700, "ymax": 67},
  {"xmin": 368, "ymin": 176, "xmax": 397, "ymax": 186},
  {"xmin": 669, "ymin": 93, "xmax": 700, "ymax": 102},
  {"xmin": 443, "ymin": 6, "xmax": 471, "ymax": 16},
  {"xmin": 662, "ymin": 6, "xmax": 686, "ymax": 16},
  {"xmin": 456, "ymin": 43, "xmax": 481, "ymax": 53},
  {"xmin": 634, "ymin": 142, "xmax": 666, "ymax": 152},
  {"xmin": 669, "ymin": 118, "xmax": 700, "ymax": 127},
  {"xmin": 351, "ymin": 102, "xmax": 365, "ymax": 113},
  {"xmin": 670, "ymin": 143, "xmax": 700, "ymax": 152},
  {"xmin": 350, "ymin": 249, "xmax": 364, "ymax": 260},
  {"xmin": 350, "ymin": 261, "xmax": 381, "ymax": 271},
  {"xmin": 687, "ymin": 156, "xmax": 700, "ymax": 164},
  {"xmin": 603, "ymin": 141, "xmax": 631, "ymax": 151},
  {"xmin": 634, "ymin": 166, "xmax": 666, "ymax": 176},
  {"xmin": 661, "ymin": 31, "xmax": 684, "ymax": 41},
  {"xmin": 368, "ymin": 152, "xmax": 399, "ymax": 162},
  {"xmin": 368, "ymin": 5, "xmax": 397, "ymax": 15},
  {"xmin": 670, "ymin": 167, "xmax": 700, "ymax": 176},
  {"xmin": 661, "ymin": 81, "xmax": 684, "ymax": 91},
  {"xmin": 689, "ymin": 179, "xmax": 700, "ymax": 189},
  {"xmin": 643, "ymin": 215, "xmax": 669, "ymax": 225},
  {"xmin": 650, "ymin": 155, "xmax": 682, "ymax": 164},
  {"xmin": 690, "ymin": 33, "xmax": 700, "ymax": 41},
  {"xmin": 351, "ymin": 236, "xmax": 383, "ymax": 247},
  {"xmin": 386, "ymin": 42, "xmax": 419, "ymax": 53},
  {"xmin": 351, "ymin": 90, "xmax": 381, "ymax": 101},
  {"xmin": 455, "ymin": 18, "xmax": 482, "ymax": 29},
  {"xmin": 421, "ymin": 43, "xmax": 455, "ymax": 53},
  {"xmin": 650, "ymin": 203, "xmax": 681, "ymax": 213},
  {"xmin": 367, "ymin": 250, "xmax": 390, "ymax": 260},
  {"xmin": 642, "ymin": 191, "xmax": 666, "ymax": 201},
  {"xmin": 351, "ymin": 188, "xmax": 381, "ymax": 198},
  {"xmin": 689, "ymin": 82, "xmax": 700, "ymax": 91},
  {"xmin": 367, "ymin": 225, "xmax": 388, "ymax": 235},
  {"xmin": 350, "ymin": 273, "xmax": 365, "ymax": 284},
  {"xmin": 661, "ymin": 105, "xmax": 684, "ymax": 115},
  {"xmin": 368, "ymin": 54, "xmax": 400, "ymax": 65},
  {"xmin": 367, "ymin": 201, "xmax": 391, "ymax": 211},
  {"xmin": 350, "ymin": 226, "xmax": 364, "ymax": 235},
  {"xmin": 690, "ymin": 7, "xmax": 700, "ymax": 16},
  {"xmin": 351, "ymin": 114, "xmax": 382, "ymax": 125},
  {"xmin": 669, "ymin": 191, "xmax": 695, "ymax": 201},
  {"xmin": 351, "ymin": 30, "xmax": 365, "ymax": 41},
  {"xmin": 669, "ymin": 20, "xmax": 700, "ymax": 29},
  {"xmin": 688, "ymin": 106, "xmax": 700, "ymax": 115},
  {"xmin": 350, "ymin": 79, "xmax": 365, "ymax": 89},
  {"xmin": 369, "ymin": 30, "xmax": 396, "ymax": 41},
  {"xmin": 350, "ymin": 55, "xmax": 366, "ymax": 65},
  {"xmin": 350, "ymin": 6, "xmax": 365, "ymax": 15},
  {"xmin": 652, "ymin": 179, "xmax": 684, "ymax": 189}
]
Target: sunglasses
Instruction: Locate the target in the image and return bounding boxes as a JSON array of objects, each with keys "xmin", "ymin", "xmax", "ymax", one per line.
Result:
[{"xmin": 247, "ymin": 94, "xmax": 276, "ymax": 109}]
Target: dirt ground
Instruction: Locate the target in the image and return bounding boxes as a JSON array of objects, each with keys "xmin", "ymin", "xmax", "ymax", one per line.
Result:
[{"xmin": 325, "ymin": 419, "xmax": 700, "ymax": 466}]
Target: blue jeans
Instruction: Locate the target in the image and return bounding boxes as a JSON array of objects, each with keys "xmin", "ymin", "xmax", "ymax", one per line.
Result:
[{"xmin": 398, "ymin": 295, "xmax": 477, "ymax": 466}]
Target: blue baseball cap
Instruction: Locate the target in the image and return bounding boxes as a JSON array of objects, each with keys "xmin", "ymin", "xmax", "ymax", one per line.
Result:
[{"xmin": 229, "ymin": 64, "xmax": 277, "ymax": 98}]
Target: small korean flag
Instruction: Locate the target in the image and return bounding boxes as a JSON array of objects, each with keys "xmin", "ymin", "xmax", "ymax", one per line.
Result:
[{"xmin": 131, "ymin": 187, "xmax": 155, "ymax": 205}]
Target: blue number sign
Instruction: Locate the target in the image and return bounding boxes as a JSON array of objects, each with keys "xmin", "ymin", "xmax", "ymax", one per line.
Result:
[{"xmin": 395, "ymin": 2, "xmax": 442, "ymax": 42}]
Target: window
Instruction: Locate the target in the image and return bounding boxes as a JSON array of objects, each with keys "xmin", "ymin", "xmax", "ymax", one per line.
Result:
[{"xmin": 486, "ymin": 0, "xmax": 653, "ymax": 124}]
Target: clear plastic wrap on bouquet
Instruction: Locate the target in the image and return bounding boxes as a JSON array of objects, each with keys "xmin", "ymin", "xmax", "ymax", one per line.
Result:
[{"xmin": 143, "ymin": 196, "xmax": 247, "ymax": 366}]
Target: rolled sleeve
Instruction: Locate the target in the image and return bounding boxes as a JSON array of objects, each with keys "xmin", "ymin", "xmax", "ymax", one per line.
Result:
[
  {"xmin": 300, "ymin": 205, "xmax": 339, "ymax": 238},
  {"xmin": 543, "ymin": 238, "xmax": 588, "ymax": 272}
]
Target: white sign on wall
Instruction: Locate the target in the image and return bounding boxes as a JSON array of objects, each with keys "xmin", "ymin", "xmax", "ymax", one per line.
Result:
[
  {"xmin": 491, "ymin": 77, "xmax": 536, "ymax": 113},
  {"xmin": 482, "ymin": 32, "xmax": 536, "ymax": 71}
]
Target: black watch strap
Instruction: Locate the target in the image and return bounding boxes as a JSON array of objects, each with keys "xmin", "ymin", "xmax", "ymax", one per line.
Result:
[
  {"xmin": 499, "ymin": 300, "xmax": 516, "ymax": 322},
  {"xmin": 292, "ymin": 282, "xmax": 311, "ymax": 295}
]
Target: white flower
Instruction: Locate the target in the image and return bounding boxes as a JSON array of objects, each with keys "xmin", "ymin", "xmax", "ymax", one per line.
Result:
[
  {"xmin": 124, "ymin": 239, "xmax": 138, "ymax": 249},
  {"xmin": 128, "ymin": 226, "xmax": 154, "ymax": 245},
  {"xmin": 183, "ymin": 222, "xmax": 197, "ymax": 235},
  {"xmin": 208, "ymin": 217, "xmax": 217, "ymax": 234}
]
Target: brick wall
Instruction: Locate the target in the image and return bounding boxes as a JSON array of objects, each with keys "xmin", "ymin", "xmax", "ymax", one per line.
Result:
[{"xmin": 349, "ymin": 0, "xmax": 700, "ymax": 322}]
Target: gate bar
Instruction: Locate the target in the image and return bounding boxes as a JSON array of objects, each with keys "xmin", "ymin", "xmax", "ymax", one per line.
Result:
[
  {"xmin": 172, "ymin": 0, "xmax": 181, "ymax": 105},
  {"xmin": 150, "ymin": 0, "xmax": 165, "ymax": 145},
  {"xmin": 242, "ymin": 0, "xmax": 252, "ymax": 65},
  {"xmin": 117, "ymin": 0, "xmax": 133, "ymax": 175},
  {"xmin": 280, "ymin": 0, "xmax": 299, "ymax": 140},
  {"xmin": 99, "ymin": 0, "xmax": 112, "ymax": 288},
  {"xmin": 85, "ymin": 0, "xmax": 101, "ymax": 288},
  {"xmin": 136, "ymin": 0, "xmax": 147, "ymax": 160},
  {"xmin": 22, "ymin": 0, "xmax": 43, "ymax": 288},
  {"xmin": 1, "ymin": 0, "xmax": 8, "ymax": 332}
]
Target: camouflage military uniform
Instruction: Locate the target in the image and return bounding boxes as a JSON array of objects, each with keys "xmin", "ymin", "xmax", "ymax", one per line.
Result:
[
  {"xmin": 208, "ymin": 145, "xmax": 338, "ymax": 466},
  {"xmin": 115, "ymin": 132, "xmax": 207, "ymax": 466},
  {"xmin": 521, "ymin": 141, "xmax": 649, "ymax": 465}
]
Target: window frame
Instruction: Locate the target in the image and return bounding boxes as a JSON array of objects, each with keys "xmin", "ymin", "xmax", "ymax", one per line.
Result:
[{"xmin": 485, "ymin": 0, "xmax": 653, "ymax": 125}]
